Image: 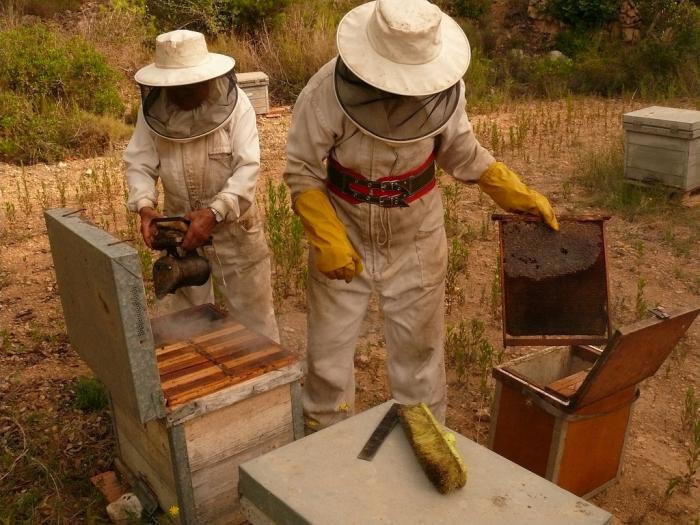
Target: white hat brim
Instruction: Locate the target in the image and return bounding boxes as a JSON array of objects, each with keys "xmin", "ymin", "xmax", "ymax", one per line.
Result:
[
  {"xmin": 336, "ymin": 2, "xmax": 470, "ymax": 96},
  {"xmin": 134, "ymin": 53, "xmax": 235, "ymax": 87}
]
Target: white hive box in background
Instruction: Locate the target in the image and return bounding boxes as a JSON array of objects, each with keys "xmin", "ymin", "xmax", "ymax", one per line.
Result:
[
  {"xmin": 236, "ymin": 72, "xmax": 270, "ymax": 115},
  {"xmin": 623, "ymin": 106, "xmax": 700, "ymax": 192}
]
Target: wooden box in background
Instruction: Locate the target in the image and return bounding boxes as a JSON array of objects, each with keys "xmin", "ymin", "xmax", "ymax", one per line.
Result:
[
  {"xmin": 236, "ymin": 72, "xmax": 270, "ymax": 115},
  {"xmin": 45, "ymin": 209, "xmax": 303, "ymax": 525},
  {"xmin": 623, "ymin": 106, "xmax": 700, "ymax": 192}
]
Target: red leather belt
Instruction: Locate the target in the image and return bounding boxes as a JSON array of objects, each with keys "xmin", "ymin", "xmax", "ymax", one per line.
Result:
[{"xmin": 327, "ymin": 153, "xmax": 436, "ymax": 208}]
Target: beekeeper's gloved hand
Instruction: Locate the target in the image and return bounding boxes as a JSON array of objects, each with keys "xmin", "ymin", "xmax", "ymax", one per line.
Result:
[
  {"xmin": 294, "ymin": 190, "xmax": 363, "ymax": 283},
  {"xmin": 478, "ymin": 162, "xmax": 559, "ymax": 231}
]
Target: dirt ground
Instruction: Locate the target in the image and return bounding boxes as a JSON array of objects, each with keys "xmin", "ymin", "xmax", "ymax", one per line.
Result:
[{"xmin": 1, "ymin": 97, "xmax": 699, "ymax": 524}]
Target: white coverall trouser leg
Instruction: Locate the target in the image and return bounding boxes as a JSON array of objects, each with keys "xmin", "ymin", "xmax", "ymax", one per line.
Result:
[{"xmin": 303, "ymin": 198, "xmax": 448, "ymax": 429}]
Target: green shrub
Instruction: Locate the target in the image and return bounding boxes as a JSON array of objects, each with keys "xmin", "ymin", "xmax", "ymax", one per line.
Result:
[
  {"xmin": 147, "ymin": 0, "xmax": 292, "ymax": 33},
  {"xmin": 212, "ymin": 0, "xmax": 355, "ymax": 100},
  {"xmin": 0, "ymin": 90, "xmax": 131, "ymax": 164},
  {"xmin": 548, "ymin": 0, "xmax": 622, "ymax": 27},
  {"xmin": 452, "ymin": 0, "xmax": 491, "ymax": 19},
  {"xmin": 555, "ymin": 27, "xmax": 599, "ymax": 57},
  {"xmin": 7, "ymin": 0, "xmax": 85, "ymax": 18},
  {"xmin": 74, "ymin": 377, "xmax": 109, "ymax": 412},
  {"xmin": 0, "ymin": 24, "xmax": 123, "ymax": 116},
  {"xmin": 0, "ymin": 24, "xmax": 128, "ymax": 163}
]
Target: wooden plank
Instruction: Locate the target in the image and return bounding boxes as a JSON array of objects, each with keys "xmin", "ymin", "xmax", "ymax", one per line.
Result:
[
  {"xmin": 545, "ymin": 369, "xmax": 590, "ymax": 399},
  {"xmin": 556, "ymin": 392, "xmax": 634, "ymax": 496},
  {"xmin": 167, "ymin": 378, "xmax": 233, "ymax": 408},
  {"xmin": 185, "ymin": 385, "xmax": 293, "ymax": 471},
  {"xmin": 490, "ymin": 383, "xmax": 555, "ymax": 477},
  {"xmin": 166, "ymin": 364, "xmax": 303, "ymax": 426},
  {"xmin": 627, "ymin": 144, "xmax": 687, "ymax": 177},
  {"xmin": 626, "ymin": 131, "xmax": 691, "ymax": 152},
  {"xmin": 193, "ymin": 431, "xmax": 293, "ymax": 525},
  {"xmin": 159, "ymin": 323, "xmax": 298, "ymax": 407},
  {"xmin": 161, "ymin": 349, "xmax": 294, "ymax": 401},
  {"xmin": 112, "ymin": 401, "xmax": 178, "ymax": 510}
]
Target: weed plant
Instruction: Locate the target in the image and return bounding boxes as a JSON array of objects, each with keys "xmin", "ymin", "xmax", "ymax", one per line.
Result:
[
  {"xmin": 445, "ymin": 319, "xmax": 502, "ymax": 397},
  {"xmin": 446, "ymin": 237, "xmax": 469, "ymax": 313},
  {"xmin": 263, "ymin": 180, "xmax": 305, "ymax": 305},
  {"xmin": 74, "ymin": 377, "xmax": 108, "ymax": 412},
  {"xmin": 667, "ymin": 412, "xmax": 700, "ymax": 496},
  {"xmin": 634, "ymin": 278, "xmax": 648, "ymax": 321}
]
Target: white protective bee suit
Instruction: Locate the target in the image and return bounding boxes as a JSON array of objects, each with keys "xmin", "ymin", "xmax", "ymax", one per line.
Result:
[
  {"xmin": 285, "ymin": 56, "xmax": 495, "ymax": 428},
  {"xmin": 285, "ymin": 0, "xmax": 557, "ymax": 430},
  {"xmin": 124, "ymin": 30, "xmax": 279, "ymax": 342}
]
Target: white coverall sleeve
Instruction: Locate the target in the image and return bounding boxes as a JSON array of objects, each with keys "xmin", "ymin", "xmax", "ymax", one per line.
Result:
[
  {"xmin": 436, "ymin": 81, "xmax": 496, "ymax": 183},
  {"xmin": 123, "ymin": 109, "xmax": 160, "ymax": 212},
  {"xmin": 208, "ymin": 99, "xmax": 259, "ymax": 220},
  {"xmin": 283, "ymin": 88, "xmax": 337, "ymax": 201}
]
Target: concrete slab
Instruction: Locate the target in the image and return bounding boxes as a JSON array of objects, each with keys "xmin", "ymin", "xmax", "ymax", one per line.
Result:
[{"xmin": 239, "ymin": 401, "xmax": 612, "ymax": 525}]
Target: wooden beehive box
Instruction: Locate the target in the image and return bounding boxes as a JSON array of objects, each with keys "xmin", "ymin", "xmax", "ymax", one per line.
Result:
[
  {"xmin": 623, "ymin": 106, "xmax": 700, "ymax": 192},
  {"xmin": 236, "ymin": 72, "xmax": 270, "ymax": 115},
  {"xmin": 488, "ymin": 214, "xmax": 700, "ymax": 497},
  {"xmin": 489, "ymin": 309, "xmax": 699, "ymax": 498},
  {"xmin": 45, "ymin": 209, "xmax": 303, "ymax": 525}
]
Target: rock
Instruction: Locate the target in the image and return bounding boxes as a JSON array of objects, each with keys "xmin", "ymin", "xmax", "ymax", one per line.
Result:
[
  {"xmin": 106, "ymin": 493, "xmax": 143, "ymax": 524},
  {"xmin": 474, "ymin": 408, "xmax": 491, "ymax": 422},
  {"xmin": 548, "ymin": 50, "xmax": 568, "ymax": 61},
  {"xmin": 622, "ymin": 27, "xmax": 641, "ymax": 43},
  {"xmin": 355, "ymin": 353, "xmax": 370, "ymax": 365},
  {"xmin": 20, "ymin": 15, "xmax": 40, "ymax": 25}
]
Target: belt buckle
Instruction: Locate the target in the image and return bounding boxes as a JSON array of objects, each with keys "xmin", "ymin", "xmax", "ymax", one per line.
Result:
[{"xmin": 378, "ymin": 195, "xmax": 409, "ymax": 208}]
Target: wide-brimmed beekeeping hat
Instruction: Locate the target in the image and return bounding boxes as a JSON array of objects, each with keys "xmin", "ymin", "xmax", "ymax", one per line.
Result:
[
  {"xmin": 336, "ymin": 0, "xmax": 471, "ymax": 97},
  {"xmin": 135, "ymin": 30, "xmax": 235, "ymax": 87},
  {"xmin": 134, "ymin": 30, "xmax": 238, "ymax": 142}
]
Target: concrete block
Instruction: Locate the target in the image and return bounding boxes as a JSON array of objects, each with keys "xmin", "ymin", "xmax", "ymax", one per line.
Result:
[{"xmin": 239, "ymin": 401, "xmax": 612, "ymax": 525}]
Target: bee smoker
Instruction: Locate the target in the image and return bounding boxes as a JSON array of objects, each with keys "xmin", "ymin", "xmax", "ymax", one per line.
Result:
[{"xmin": 151, "ymin": 217, "xmax": 212, "ymax": 299}]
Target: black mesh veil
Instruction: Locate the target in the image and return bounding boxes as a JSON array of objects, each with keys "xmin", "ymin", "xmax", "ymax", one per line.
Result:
[
  {"xmin": 139, "ymin": 69, "xmax": 238, "ymax": 141},
  {"xmin": 334, "ymin": 58, "xmax": 460, "ymax": 144}
]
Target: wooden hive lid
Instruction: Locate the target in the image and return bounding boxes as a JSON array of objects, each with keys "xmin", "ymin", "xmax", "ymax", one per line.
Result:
[
  {"xmin": 494, "ymin": 214, "xmax": 612, "ymax": 347},
  {"xmin": 45, "ymin": 209, "xmax": 165, "ymax": 424},
  {"xmin": 153, "ymin": 305, "xmax": 298, "ymax": 409},
  {"xmin": 574, "ymin": 306, "xmax": 700, "ymax": 407}
]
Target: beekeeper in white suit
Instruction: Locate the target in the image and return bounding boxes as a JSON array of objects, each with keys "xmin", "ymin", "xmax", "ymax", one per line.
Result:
[
  {"xmin": 285, "ymin": 0, "xmax": 558, "ymax": 430},
  {"xmin": 124, "ymin": 30, "xmax": 279, "ymax": 342}
]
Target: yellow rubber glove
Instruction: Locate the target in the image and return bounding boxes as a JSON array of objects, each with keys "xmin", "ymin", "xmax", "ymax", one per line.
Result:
[
  {"xmin": 294, "ymin": 190, "xmax": 363, "ymax": 282},
  {"xmin": 478, "ymin": 162, "xmax": 559, "ymax": 231}
]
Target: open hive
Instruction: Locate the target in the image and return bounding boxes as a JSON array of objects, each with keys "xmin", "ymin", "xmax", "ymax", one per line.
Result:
[
  {"xmin": 45, "ymin": 209, "xmax": 303, "ymax": 525},
  {"xmin": 489, "ymin": 213, "xmax": 700, "ymax": 498},
  {"xmin": 154, "ymin": 311, "xmax": 297, "ymax": 408}
]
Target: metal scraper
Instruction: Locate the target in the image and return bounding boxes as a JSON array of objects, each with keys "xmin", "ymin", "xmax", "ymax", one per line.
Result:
[{"xmin": 357, "ymin": 402, "xmax": 401, "ymax": 461}]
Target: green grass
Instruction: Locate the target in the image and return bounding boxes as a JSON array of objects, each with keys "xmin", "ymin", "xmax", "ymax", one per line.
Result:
[
  {"xmin": 574, "ymin": 141, "xmax": 674, "ymax": 216},
  {"xmin": 74, "ymin": 377, "xmax": 108, "ymax": 412}
]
